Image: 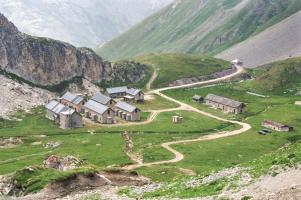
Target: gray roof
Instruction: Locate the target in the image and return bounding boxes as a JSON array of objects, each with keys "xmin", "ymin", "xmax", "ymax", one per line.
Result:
[
  {"xmin": 61, "ymin": 92, "xmax": 84, "ymax": 105},
  {"xmin": 114, "ymin": 101, "xmax": 139, "ymax": 113},
  {"xmin": 84, "ymin": 100, "xmax": 110, "ymax": 114},
  {"xmin": 205, "ymin": 94, "xmax": 243, "ymax": 108},
  {"xmin": 91, "ymin": 92, "xmax": 111, "ymax": 105},
  {"xmin": 126, "ymin": 88, "xmax": 141, "ymax": 96},
  {"xmin": 60, "ymin": 108, "xmax": 76, "ymax": 115},
  {"xmin": 106, "ymin": 86, "xmax": 128, "ymax": 94},
  {"xmin": 46, "ymin": 100, "xmax": 69, "ymax": 114},
  {"xmin": 46, "ymin": 100, "xmax": 60, "ymax": 110}
]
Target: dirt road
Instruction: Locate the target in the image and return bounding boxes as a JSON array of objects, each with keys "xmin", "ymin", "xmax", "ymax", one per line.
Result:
[{"xmin": 123, "ymin": 65, "xmax": 251, "ymax": 170}]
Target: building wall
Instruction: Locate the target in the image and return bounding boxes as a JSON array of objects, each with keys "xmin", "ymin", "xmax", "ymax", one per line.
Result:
[
  {"xmin": 60, "ymin": 112, "xmax": 83, "ymax": 129},
  {"xmin": 46, "ymin": 110, "xmax": 59, "ymax": 123},
  {"xmin": 262, "ymin": 123, "xmax": 291, "ymax": 132},
  {"xmin": 84, "ymin": 108, "xmax": 115, "ymax": 124},
  {"xmin": 61, "ymin": 99, "xmax": 84, "ymax": 113},
  {"xmin": 115, "ymin": 109, "xmax": 141, "ymax": 121},
  {"xmin": 205, "ymin": 100, "xmax": 243, "ymax": 114}
]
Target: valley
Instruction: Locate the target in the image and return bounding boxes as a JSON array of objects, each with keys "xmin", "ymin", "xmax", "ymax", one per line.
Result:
[
  {"xmin": 1, "ymin": 58, "xmax": 301, "ymax": 199},
  {"xmin": 0, "ymin": 1, "xmax": 301, "ymax": 199}
]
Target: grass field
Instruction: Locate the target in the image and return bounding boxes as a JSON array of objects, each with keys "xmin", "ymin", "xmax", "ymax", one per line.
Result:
[
  {"xmin": 134, "ymin": 94, "xmax": 179, "ymax": 111},
  {"xmin": 115, "ymin": 81, "xmax": 301, "ymax": 198},
  {"xmin": 134, "ymin": 53, "xmax": 231, "ymax": 89}
]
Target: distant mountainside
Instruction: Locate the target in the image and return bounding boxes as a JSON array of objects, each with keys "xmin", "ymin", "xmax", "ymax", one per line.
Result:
[
  {"xmin": 217, "ymin": 10, "xmax": 301, "ymax": 68},
  {"xmin": 0, "ymin": 0, "xmax": 172, "ymax": 48},
  {"xmin": 97, "ymin": 0, "xmax": 301, "ymax": 61},
  {"xmin": 0, "ymin": 13, "xmax": 148, "ymax": 88}
]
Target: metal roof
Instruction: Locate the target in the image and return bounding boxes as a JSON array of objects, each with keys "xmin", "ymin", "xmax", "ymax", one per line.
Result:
[
  {"xmin": 61, "ymin": 92, "xmax": 84, "ymax": 105},
  {"xmin": 126, "ymin": 88, "xmax": 141, "ymax": 96},
  {"xmin": 91, "ymin": 92, "xmax": 111, "ymax": 105},
  {"xmin": 114, "ymin": 101, "xmax": 138, "ymax": 113},
  {"xmin": 84, "ymin": 100, "xmax": 109, "ymax": 114},
  {"xmin": 106, "ymin": 86, "xmax": 128, "ymax": 94},
  {"xmin": 46, "ymin": 100, "xmax": 69, "ymax": 114},
  {"xmin": 205, "ymin": 94, "xmax": 243, "ymax": 108},
  {"xmin": 52, "ymin": 104, "xmax": 69, "ymax": 115},
  {"xmin": 46, "ymin": 100, "xmax": 60, "ymax": 110},
  {"xmin": 60, "ymin": 108, "xmax": 76, "ymax": 115}
]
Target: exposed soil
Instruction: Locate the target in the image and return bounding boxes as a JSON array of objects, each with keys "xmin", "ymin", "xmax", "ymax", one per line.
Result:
[{"xmin": 12, "ymin": 170, "xmax": 149, "ymax": 200}]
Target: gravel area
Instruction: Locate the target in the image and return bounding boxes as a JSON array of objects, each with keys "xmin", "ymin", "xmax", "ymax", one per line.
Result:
[{"xmin": 0, "ymin": 75, "xmax": 54, "ymax": 119}]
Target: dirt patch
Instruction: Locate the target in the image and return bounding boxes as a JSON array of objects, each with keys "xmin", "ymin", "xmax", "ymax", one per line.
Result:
[
  {"xmin": 38, "ymin": 170, "xmax": 149, "ymax": 199},
  {"xmin": 0, "ymin": 137, "xmax": 23, "ymax": 148}
]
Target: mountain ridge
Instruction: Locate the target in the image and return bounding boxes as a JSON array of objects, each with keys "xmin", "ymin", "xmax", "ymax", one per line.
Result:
[
  {"xmin": 97, "ymin": 0, "xmax": 301, "ymax": 62},
  {"xmin": 0, "ymin": 13, "xmax": 148, "ymax": 87},
  {"xmin": 0, "ymin": 0, "xmax": 173, "ymax": 48}
]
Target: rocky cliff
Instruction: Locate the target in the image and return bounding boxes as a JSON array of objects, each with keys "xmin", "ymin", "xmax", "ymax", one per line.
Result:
[{"xmin": 0, "ymin": 13, "xmax": 148, "ymax": 86}]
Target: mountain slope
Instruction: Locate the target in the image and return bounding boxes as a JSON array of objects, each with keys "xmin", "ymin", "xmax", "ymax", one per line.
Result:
[
  {"xmin": 134, "ymin": 53, "xmax": 231, "ymax": 89},
  {"xmin": 0, "ymin": 0, "xmax": 172, "ymax": 48},
  {"xmin": 97, "ymin": 0, "xmax": 301, "ymax": 61},
  {"xmin": 251, "ymin": 57, "xmax": 301, "ymax": 93},
  {"xmin": 0, "ymin": 13, "xmax": 148, "ymax": 87},
  {"xmin": 217, "ymin": 10, "xmax": 301, "ymax": 68}
]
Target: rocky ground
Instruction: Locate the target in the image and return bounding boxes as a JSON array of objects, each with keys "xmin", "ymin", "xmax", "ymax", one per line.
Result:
[
  {"xmin": 0, "ymin": 75, "xmax": 54, "ymax": 119},
  {"xmin": 221, "ymin": 166, "xmax": 301, "ymax": 200}
]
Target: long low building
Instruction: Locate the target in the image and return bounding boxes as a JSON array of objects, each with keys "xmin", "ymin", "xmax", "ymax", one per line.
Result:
[
  {"xmin": 262, "ymin": 120, "xmax": 293, "ymax": 132},
  {"xmin": 205, "ymin": 94, "xmax": 245, "ymax": 114},
  {"xmin": 114, "ymin": 101, "xmax": 141, "ymax": 121},
  {"xmin": 84, "ymin": 100, "xmax": 115, "ymax": 124},
  {"xmin": 46, "ymin": 100, "xmax": 83, "ymax": 129},
  {"xmin": 106, "ymin": 86, "xmax": 144, "ymax": 102}
]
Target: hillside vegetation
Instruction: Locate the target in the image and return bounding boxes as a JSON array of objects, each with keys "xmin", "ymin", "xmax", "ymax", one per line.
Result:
[
  {"xmin": 134, "ymin": 53, "xmax": 231, "ymax": 89},
  {"xmin": 217, "ymin": 10, "xmax": 301, "ymax": 67},
  {"xmin": 97, "ymin": 0, "xmax": 301, "ymax": 61},
  {"xmin": 251, "ymin": 57, "xmax": 301, "ymax": 93}
]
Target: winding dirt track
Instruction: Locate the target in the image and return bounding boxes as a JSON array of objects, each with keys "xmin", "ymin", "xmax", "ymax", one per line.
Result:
[{"xmin": 123, "ymin": 65, "xmax": 252, "ymax": 170}]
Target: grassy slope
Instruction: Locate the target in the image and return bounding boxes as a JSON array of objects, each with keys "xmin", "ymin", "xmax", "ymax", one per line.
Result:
[
  {"xmin": 251, "ymin": 57, "xmax": 301, "ymax": 93},
  {"xmin": 134, "ymin": 53, "xmax": 231, "ymax": 89},
  {"xmin": 97, "ymin": 0, "xmax": 301, "ymax": 61}
]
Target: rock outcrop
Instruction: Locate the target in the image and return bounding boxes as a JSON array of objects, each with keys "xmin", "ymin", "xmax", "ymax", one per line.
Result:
[{"xmin": 0, "ymin": 13, "xmax": 148, "ymax": 86}]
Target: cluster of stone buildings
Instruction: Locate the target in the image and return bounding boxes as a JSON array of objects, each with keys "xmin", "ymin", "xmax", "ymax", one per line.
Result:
[{"xmin": 46, "ymin": 86, "xmax": 144, "ymax": 129}]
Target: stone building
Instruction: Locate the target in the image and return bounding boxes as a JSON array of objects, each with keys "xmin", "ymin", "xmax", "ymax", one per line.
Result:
[
  {"xmin": 46, "ymin": 100, "xmax": 68, "ymax": 122},
  {"xmin": 205, "ymin": 94, "xmax": 245, "ymax": 114},
  {"xmin": 60, "ymin": 92, "xmax": 85, "ymax": 113},
  {"xmin": 60, "ymin": 108, "xmax": 83, "ymax": 129},
  {"xmin": 114, "ymin": 101, "xmax": 141, "ymax": 121},
  {"xmin": 91, "ymin": 92, "xmax": 116, "ymax": 108},
  {"xmin": 46, "ymin": 100, "xmax": 83, "ymax": 129},
  {"xmin": 106, "ymin": 86, "xmax": 128, "ymax": 98},
  {"xmin": 84, "ymin": 100, "xmax": 115, "ymax": 124},
  {"xmin": 262, "ymin": 120, "xmax": 293, "ymax": 132},
  {"xmin": 124, "ymin": 88, "xmax": 144, "ymax": 103},
  {"xmin": 106, "ymin": 86, "xmax": 144, "ymax": 102}
]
